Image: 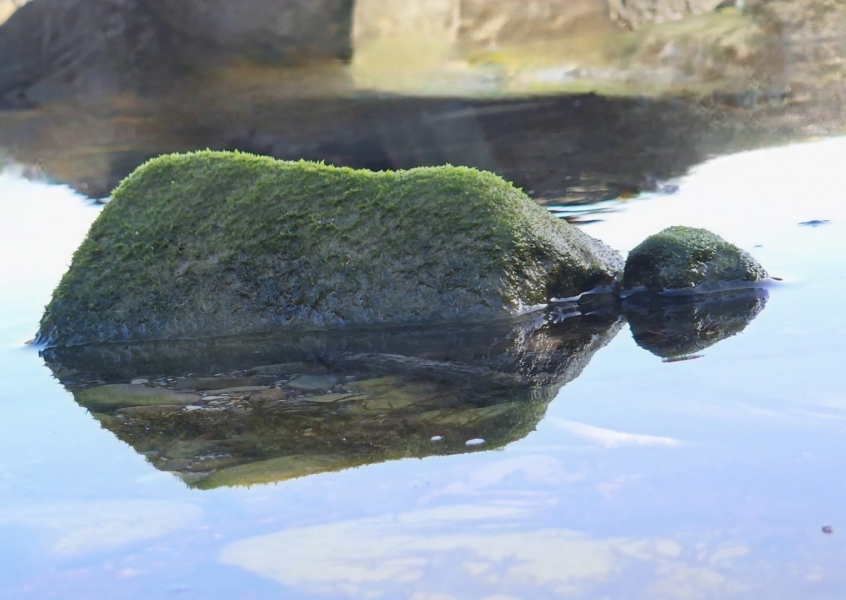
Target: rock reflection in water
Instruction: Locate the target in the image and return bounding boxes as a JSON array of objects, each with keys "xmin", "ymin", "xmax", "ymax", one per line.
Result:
[
  {"xmin": 42, "ymin": 289, "xmax": 769, "ymax": 488},
  {"xmin": 624, "ymin": 288, "xmax": 768, "ymax": 360},
  {"xmin": 42, "ymin": 297, "xmax": 624, "ymax": 489}
]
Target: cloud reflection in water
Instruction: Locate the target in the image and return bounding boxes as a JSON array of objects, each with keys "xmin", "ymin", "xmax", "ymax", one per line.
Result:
[
  {"xmin": 219, "ymin": 501, "xmax": 752, "ymax": 599},
  {"xmin": 0, "ymin": 499, "xmax": 202, "ymax": 556}
]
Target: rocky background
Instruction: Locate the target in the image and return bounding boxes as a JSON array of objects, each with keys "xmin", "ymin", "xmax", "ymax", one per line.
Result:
[
  {"xmin": 0, "ymin": 0, "xmax": 844, "ymax": 202},
  {"xmin": 0, "ymin": 0, "xmax": 792, "ymax": 97},
  {"xmin": 609, "ymin": 0, "xmax": 725, "ymax": 29}
]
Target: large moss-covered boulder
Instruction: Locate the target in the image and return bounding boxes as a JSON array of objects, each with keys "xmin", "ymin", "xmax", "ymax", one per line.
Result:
[
  {"xmin": 38, "ymin": 151, "xmax": 622, "ymax": 346},
  {"xmin": 622, "ymin": 226, "xmax": 767, "ymax": 294}
]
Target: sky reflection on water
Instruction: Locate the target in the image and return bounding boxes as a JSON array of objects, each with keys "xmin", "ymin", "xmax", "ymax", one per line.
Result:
[{"xmin": 0, "ymin": 139, "xmax": 845, "ymax": 599}]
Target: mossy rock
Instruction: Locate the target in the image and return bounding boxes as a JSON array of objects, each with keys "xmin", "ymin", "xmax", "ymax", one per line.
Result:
[
  {"xmin": 622, "ymin": 226, "xmax": 767, "ymax": 294},
  {"xmin": 38, "ymin": 151, "xmax": 622, "ymax": 346}
]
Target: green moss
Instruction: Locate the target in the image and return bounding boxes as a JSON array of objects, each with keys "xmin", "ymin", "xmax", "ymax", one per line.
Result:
[
  {"xmin": 623, "ymin": 226, "xmax": 768, "ymax": 293},
  {"xmin": 76, "ymin": 384, "xmax": 199, "ymax": 412},
  {"xmin": 44, "ymin": 299, "xmax": 624, "ymax": 491},
  {"xmin": 194, "ymin": 455, "xmax": 360, "ymax": 489},
  {"xmin": 39, "ymin": 151, "xmax": 621, "ymax": 346},
  {"xmin": 191, "ymin": 396, "xmax": 549, "ymax": 490}
]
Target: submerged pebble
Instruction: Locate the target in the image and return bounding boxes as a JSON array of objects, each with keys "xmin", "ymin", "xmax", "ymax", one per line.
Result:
[
  {"xmin": 203, "ymin": 385, "xmax": 268, "ymax": 395},
  {"xmin": 302, "ymin": 393, "xmax": 356, "ymax": 404},
  {"xmin": 431, "ymin": 436, "xmax": 443, "ymax": 442},
  {"xmin": 285, "ymin": 374, "xmax": 340, "ymax": 393},
  {"xmin": 465, "ymin": 438, "xmax": 485, "ymax": 446},
  {"xmin": 115, "ymin": 405, "xmax": 183, "ymax": 417},
  {"xmin": 173, "ymin": 376, "xmax": 267, "ymax": 391}
]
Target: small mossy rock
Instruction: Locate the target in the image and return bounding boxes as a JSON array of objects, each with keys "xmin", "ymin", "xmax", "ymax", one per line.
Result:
[
  {"xmin": 622, "ymin": 226, "xmax": 767, "ymax": 293},
  {"xmin": 38, "ymin": 151, "xmax": 622, "ymax": 346}
]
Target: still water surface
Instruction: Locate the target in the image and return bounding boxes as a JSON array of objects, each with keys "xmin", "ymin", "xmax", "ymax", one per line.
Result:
[{"xmin": 1, "ymin": 138, "xmax": 845, "ymax": 598}]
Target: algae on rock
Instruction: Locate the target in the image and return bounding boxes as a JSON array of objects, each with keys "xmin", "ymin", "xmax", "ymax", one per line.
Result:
[
  {"xmin": 622, "ymin": 225, "xmax": 767, "ymax": 294},
  {"xmin": 38, "ymin": 151, "xmax": 622, "ymax": 346}
]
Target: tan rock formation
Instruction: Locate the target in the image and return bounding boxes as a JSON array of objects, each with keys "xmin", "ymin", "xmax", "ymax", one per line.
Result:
[
  {"xmin": 353, "ymin": 0, "xmax": 617, "ymax": 47},
  {"xmin": 353, "ymin": 0, "xmax": 460, "ymax": 44},
  {"xmin": 0, "ymin": 0, "xmax": 27, "ymax": 26},
  {"xmin": 460, "ymin": 0, "xmax": 618, "ymax": 46},
  {"xmin": 609, "ymin": 0, "xmax": 726, "ymax": 29}
]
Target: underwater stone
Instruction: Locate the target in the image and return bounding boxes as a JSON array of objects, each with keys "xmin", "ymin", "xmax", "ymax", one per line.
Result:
[
  {"xmin": 285, "ymin": 375, "xmax": 341, "ymax": 393},
  {"xmin": 622, "ymin": 226, "xmax": 767, "ymax": 294},
  {"xmin": 76, "ymin": 384, "xmax": 199, "ymax": 412},
  {"xmin": 37, "ymin": 151, "xmax": 623, "ymax": 346},
  {"xmin": 173, "ymin": 376, "xmax": 267, "ymax": 391}
]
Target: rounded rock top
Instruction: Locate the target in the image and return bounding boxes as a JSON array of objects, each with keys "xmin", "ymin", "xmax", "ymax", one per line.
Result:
[{"xmin": 622, "ymin": 226, "xmax": 768, "ymax": 294}]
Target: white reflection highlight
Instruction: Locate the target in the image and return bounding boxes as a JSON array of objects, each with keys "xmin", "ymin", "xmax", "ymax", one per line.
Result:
[
  {"xmin": 0, "ymin": 171, "xmax": 99, "ymax": 284},
  {"xmin": 219, "ymin": 504, "xmax": 743, "ymax": 598},
  {"xmin": 585, "ymin": 136, "xmax": 846, "ymax": 254},
  {"xmin": 0, "ymin": 171, "xmax": 100, "ymax": 342},
  {"xmin": 0, "ymin": 499, "xmax": 202, "ymax": 555},
  {"xmin": 549, "ymin": 418, "xmax": 681, "ymax": 448}
]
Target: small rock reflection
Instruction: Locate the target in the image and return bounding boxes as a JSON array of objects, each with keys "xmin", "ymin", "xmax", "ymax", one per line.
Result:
[{"xmin": 624, "ymin": 288, "xmax": 768, "ymax": 360}]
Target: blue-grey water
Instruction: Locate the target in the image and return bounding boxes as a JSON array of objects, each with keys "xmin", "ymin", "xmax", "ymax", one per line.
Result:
[{"xmin": 1, "ymin": 138, "xmax": 845, "ymax": 599}]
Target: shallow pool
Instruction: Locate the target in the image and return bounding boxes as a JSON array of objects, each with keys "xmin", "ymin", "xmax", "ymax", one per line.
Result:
[{"xmin": 0, "ymin": 137, "xmax": 845, "ymax": 599}]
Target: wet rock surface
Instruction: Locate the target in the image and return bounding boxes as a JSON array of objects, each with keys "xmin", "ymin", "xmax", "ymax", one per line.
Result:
[
  {"xmin": 37, "ymin": 152, "xmax": 622, "ymax": 346},
  {"xmin": 622, "ymin": 226, "xmax": 767, "ymax": 294}
]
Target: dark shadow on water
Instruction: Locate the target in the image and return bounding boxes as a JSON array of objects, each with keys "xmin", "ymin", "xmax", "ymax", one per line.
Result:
[
  {"xmin": 1, "ymin": 77, "xmax": 842, "ymax": 205},
  {"xmin": 41, "ymin": 290, "xmax": 768, "ymax": 488},
  {"xmin": 624, "ymin": 288, "xmax": 769, "ymax": 360}
]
